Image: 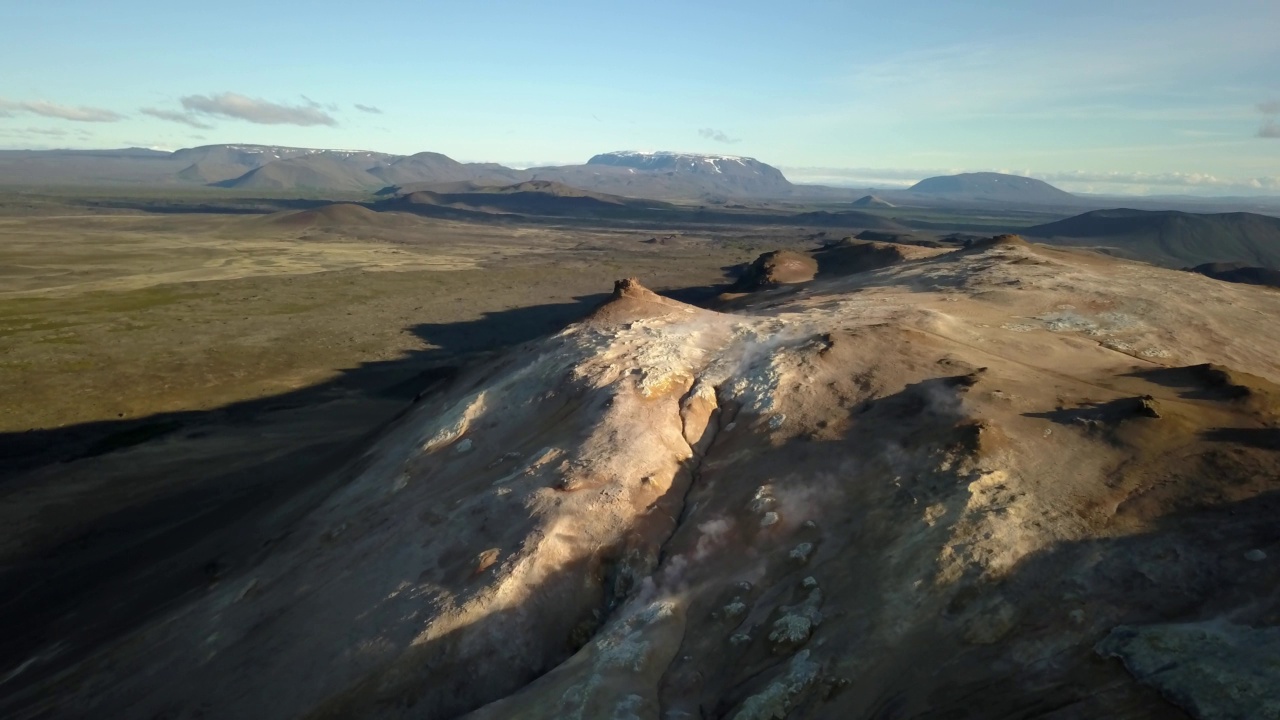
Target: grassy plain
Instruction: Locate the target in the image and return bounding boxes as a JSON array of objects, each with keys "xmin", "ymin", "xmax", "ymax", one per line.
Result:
[{"xmin": 0, "ymin": 197, "xmax": 793, "ymax": 431}]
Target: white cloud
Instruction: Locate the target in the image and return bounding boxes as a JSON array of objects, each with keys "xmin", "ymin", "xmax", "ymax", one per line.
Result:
[
  {"xmin": 301, "ymin": 95, "xmax": 339, "ymax": 111},
  {"xmin": 698, "ymin": 127, "xmax": 740, "ymax": 144},
  {"xmin": 1033, "ymin": 169, "xmax": 1280, "ymax": 193},
  {"xmin": 0, "ymin": 98, "xmax": 123, "ymax": 122},
  {"xmin": 1258, "ymin": 100, "xmax": 1280, "ymax": 138},
  {"xmin": 354, "ymin": 103, "xmax": 383, "ymax": 114},
  {"xmin": 179, "ymin": 92, "xmax": 337, "ymax": 126},
  {"xmin": 817, "ymin": 9, "xmax": 1279, "ymax": 126},
  {"xmin": 140, "ymin": 107, "xmax": 213, "ymax": 129}
]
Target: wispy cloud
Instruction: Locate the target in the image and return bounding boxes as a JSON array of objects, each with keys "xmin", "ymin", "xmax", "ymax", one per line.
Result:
[
  {"xmin": 0, "ymin": 125, "xmax": 93, "ymax": 147},
  {"xmin": 140, "ymin": 107, "xmax": 213, "ymax": 129},
  {"xmin": 353, "ymin": 103, "xmax": 382, "ymax": 114},
  {"xmin": 1175, "ymin": 128, "xmax": 1233, "ymax": 138},
  {"xmin": 815, "ymin": 9, "xmax": 1280, "ymax": 128},
  {"xmin": 698, "ymin": 127, "xmax": 740, "ymax": 144},
  {"xmin": 179, "ymin": 92, "xmax": 337, "ymax": 126},
  {"xmin": 0, "ymin": 98, "xmax": 123, "ymax": 122},
  {"xmin": 1034, "ymin": 169, "xmax": 1280, "ymax": 191},
  {"xmin": 1259, "ymin": 99, "xmax": 1280, "ymax": 138},
  {"xmin": 301, "ymin": 95, "xmax": 339, "ymax": 111},
  {"xmin": 22, "ymin": 127, "xmax": 70, "ymax": 137}
]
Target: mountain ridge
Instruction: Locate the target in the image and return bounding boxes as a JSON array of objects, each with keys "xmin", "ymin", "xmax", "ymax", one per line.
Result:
[
  {"xmin": 1025, "ymin": 208, "xmax": 1280, "ymax": 268},
  {"xmin": 0, "ymin": 144, "xmax": 806, "ymax": 199}
]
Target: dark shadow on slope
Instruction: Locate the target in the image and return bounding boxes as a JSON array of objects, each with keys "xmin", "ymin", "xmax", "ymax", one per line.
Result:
[
  {"xmin": 1202, "ymin": 427, "xmax": 1280, "ymax": 449},
  {"xmin": 1122, "ymin": 364, "xmax": 1250, "ymax": 399},
  {"xmin": 877, "ymin": 488, "xmax": 1280, "ymax": 720},
  {"xmin": 0, "ymin": 283, "xmax": 714, "ymax": 705},
  {"xmin": 81, "ymin": 196, "xmax": 340, "ymax": 215},
  {"xmin": 0, "ymin": 296, "xmax": 621, "ymax": 476},
  {"xmin": 815, "ymin": 390, "xmax": 1280, "ymax": 718},
  {"xmin": 679, "ymin": 353, "xmax": 1280, "ymax": 718},
  {"xmin": 1023, "ymin": 396, "xmax": 1163, "ymax": 428},
  {"xmin": 79, "ymin": 193, "xmax": 932, "ymax": 236}
]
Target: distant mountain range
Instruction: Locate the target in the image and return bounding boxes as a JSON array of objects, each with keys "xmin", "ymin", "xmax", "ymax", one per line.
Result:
[
  {"xmin": 8, "ymin": 146, "xmax": 1277, "ymax": 219},
  {"xmin": 0, "ymin": 144, "xmax": 1094, "ymax": 206},
  {"xmin": 0, "ymin": 145, "xmax": 802, "ymax": 200},
  {"xmin": 1025, "ymin": 208, "xmax": 1280, "ymax": 269}
]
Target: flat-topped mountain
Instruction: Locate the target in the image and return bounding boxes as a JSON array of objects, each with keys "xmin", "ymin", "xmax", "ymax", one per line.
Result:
[
  {"xmin": 909, "ymin": 172, "xmax": 1077, "ymax": 204},
  {"xmin": 526, "ymin": 150, "xmax": 796, "ymax": 199},
  {"xmin": 586, "ymin": 150, "xmax": 785, "ymax": 179}
]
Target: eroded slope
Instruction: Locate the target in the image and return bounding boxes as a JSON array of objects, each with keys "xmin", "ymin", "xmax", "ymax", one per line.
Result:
[{"xmin": 8, "ymin": 239, "xmax": 1280, "ymax": 720}]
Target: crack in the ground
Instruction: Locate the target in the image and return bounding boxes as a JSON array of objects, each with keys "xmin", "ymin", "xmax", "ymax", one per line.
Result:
[{"xmin": 661, "ymin": 381, "xmax": 723, "ymax": 565}]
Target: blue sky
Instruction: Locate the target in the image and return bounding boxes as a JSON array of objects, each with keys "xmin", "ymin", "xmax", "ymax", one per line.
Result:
[{"xmin": 1, "ymin": 0, "xmax": 1278, "ymax": 195}]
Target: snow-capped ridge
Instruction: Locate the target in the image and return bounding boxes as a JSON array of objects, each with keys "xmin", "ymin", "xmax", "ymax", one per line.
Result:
[
  {"xmin": 600, "ymin": 150, "xmax": 757, "ymax": 163},
  {"xmin": 585, "ymin": 150, "xmax": 788, "ymax": 182}
]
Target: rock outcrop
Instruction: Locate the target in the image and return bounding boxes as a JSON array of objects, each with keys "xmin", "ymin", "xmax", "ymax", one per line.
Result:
[{"xmin": 733, "ymin": 250, "xmax": 818, "ymax": 290}]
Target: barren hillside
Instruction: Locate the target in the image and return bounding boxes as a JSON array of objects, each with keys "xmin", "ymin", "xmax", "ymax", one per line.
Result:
[{"xmin": 7, "ymin": 237, "xmax": 1280, "ymax": 719}]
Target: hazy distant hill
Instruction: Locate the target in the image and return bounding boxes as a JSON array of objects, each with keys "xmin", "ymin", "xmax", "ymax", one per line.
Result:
[
  {"xmin": 1025, "ymin": 208, "xmax": 1280, "ymax": 269},
  {"xmin": 909, "ymin": 172, "xmax": 1076, "ymax": 204},
  {"xmin": 366, "ymin": 152, "xmax": 525, "ymax": 187},
  {"xmin": 852, "ymin": 194, "xmax": 894, "ymax": 208},
  {"xmin": 215, "ymin": 153, "xmax": 390, "ymax": 192},
  {"xmin": 0, "ymin": 147, "xmax": 183, "ymax": 185},
  {"xmin": 382, "ymin": 180, "xmax": 679, "ymax": 219},
  {"xmin": 266, "ymin": 202, "xmax": 417, "ymax": 229},
  {"xmin": 170, "ymin": 144, "xmax": 324, "ymax": 171},
  {"xmin": 371, "ymin": 179, "xmax": 903, "ymax": 229}
]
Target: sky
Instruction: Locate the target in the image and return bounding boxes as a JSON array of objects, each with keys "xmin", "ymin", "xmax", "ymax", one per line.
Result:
[{"xmin": 1, "ymin": 0, "xmax": 1278, "ymax": 195}]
